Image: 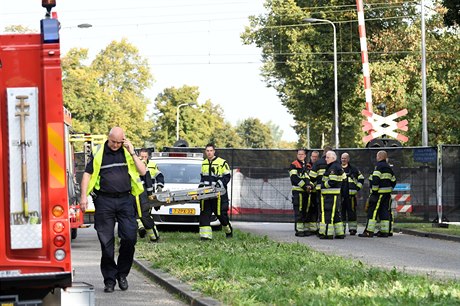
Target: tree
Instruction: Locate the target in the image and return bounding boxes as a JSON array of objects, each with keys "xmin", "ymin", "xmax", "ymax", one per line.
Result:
[
  {"xmin": 242, "ymin": 0, "xmax": 459, "ymax": 147},
  {"xmin": 442, "ymin": 0, "xmax": 460, "ymax": 27},
  {"xmin": 62, "ymin": 39, "xmax": 154, "ymax": 146},
  {"xmin": 151, "ymin": 85, "xmax": 242, "ymax": 149},
  {"xmin": 236, "ymin": 118, "xmax": 274, "ymax": 148}
]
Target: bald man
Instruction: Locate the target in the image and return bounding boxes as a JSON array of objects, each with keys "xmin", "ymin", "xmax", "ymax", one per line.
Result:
[
  {"xmin": 359, "ymin": 150, "xmax": 396, "ymax": 238},
  {"xmin": 319, "ymin": 151, "xmax": 346, "ymax": 239},
  {"xmin": 80, "ymin": 127, "xmax": 146, "ymax": 293}
]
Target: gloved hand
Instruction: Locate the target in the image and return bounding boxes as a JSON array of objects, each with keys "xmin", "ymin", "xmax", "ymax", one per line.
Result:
[
  {"xmin": 154, "ymin": 205, "xmax": 161, "ymax": 211},
  {"xmin": 156, "ymin": 186, "xmax": 163, "ymax": 193},
  {"xmin": 198, "ymin": 183, "xmax": 205, "ymax": 188},
  {"xmin": 148, "ymin": 195, "xmax": 156, "ymax": 201}
]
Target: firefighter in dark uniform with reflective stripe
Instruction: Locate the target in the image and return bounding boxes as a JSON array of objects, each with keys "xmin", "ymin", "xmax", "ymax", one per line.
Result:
[
  {"xmin": 198, "ymin": 143, "xmax": 232, "ymax": 240},
  {"xmin": 305, "ymin": 150, "xmax": 320, "ymax": 235},
  {"xmin": 80, "ymin": 127, "xmax": 146, "ymax": 293},
  {"xmin": 340, "ymin": 152, "xmax": 365, "ymax": 235},
  {"xmin": 319, "ymin": 151, "xmax": 346, "ymax": 239},
  {"xmin": 136, "ymin": 149, "xmax": 164, "ymax": 242},
  {"xmin": 289, "ymin": 149, "xmax": 314, "ymax": 237},
  {"xmin": 359, "ymin": 150, "xmax": 396, "ymax": 238},
  {"xmin": 310, "ymin": 147, "xmax": 333, "ymax": 204}
]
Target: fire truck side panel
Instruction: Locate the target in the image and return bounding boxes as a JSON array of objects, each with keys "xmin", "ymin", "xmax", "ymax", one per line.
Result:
[{"xmin": 0, "ymin": 33, "xmax": 72, "ymax": 297}]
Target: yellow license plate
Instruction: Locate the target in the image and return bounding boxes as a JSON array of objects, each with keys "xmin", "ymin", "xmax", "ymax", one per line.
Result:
[{"xmin": 170, "ymin": 208, "xmax": 196, "ymax": 215}]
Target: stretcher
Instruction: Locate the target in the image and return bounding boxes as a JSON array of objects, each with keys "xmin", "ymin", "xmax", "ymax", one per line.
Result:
[{"xmin": 147, "ymin": 186, "xmax": 226, "ymax": 207}]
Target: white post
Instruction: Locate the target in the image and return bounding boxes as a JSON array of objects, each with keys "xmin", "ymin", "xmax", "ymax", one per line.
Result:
[
  {"xmin": 303, "ymin": 18, "xmax": 339, "ymax": 148},
  {"xmin": 421, "ymin": 0, "xmax": 428, "ymax": 146}
]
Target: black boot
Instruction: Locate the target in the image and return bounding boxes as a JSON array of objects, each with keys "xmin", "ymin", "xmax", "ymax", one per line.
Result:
[{"xmin": 358, "ymin": 230, "xmax": 374, "ymax": 238}]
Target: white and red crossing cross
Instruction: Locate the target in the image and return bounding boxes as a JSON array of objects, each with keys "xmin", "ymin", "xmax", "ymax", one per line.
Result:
[{"xmin": 356, "ymin": 0, "xmax": 409, "ymax": 143}]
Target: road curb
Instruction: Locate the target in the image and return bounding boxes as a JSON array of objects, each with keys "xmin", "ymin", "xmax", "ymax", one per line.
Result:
[
  {"xmin": 133, "ymin": 258, "xmax": 221, "ymax": 306},
  {"xmin": 397, "ymin": 228, "xmax": 460, "ymax": 243}
]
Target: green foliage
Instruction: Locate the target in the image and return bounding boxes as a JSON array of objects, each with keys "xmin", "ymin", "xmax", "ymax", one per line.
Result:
[
  {"xmin": 242, "ymin": 0, "xmax": 460, "ymax": 147},
  {"xmin": 62, "ymin": 39, "xmax": 154, "ymax": 146},
  {"xmin": 151, "ymin": 85, "xmax": 243, "ymax": 149},
  {"xmin": 136, "ymin": 230, "xmax": 460, "ymax": 305},
  {"xmin": 236, "ymin": 118, "xmax": 275, "ymax": 148},
  {"xmin": 442, "ymin": 0, "xmax": 460, "ymax": 27}
]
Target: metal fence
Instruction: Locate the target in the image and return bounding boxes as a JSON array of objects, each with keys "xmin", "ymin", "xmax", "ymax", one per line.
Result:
[{"xmin": 164, "ymin": 146, "xmax": 458, "ymax": 223}]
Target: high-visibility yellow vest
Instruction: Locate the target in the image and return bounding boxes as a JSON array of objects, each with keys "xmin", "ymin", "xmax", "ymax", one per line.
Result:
[{"xmin": 87, "ymin": 146, "xmax": 144, "ymax": 196}]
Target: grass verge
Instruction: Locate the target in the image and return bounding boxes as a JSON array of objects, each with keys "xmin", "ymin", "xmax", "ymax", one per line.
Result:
[
  {"xmin": 395, "ymin": 223, "xmax": 460, "ymax": 236},
  {"xmin": 135, "ymin": 230, "xmax": 460, "ymax": 305}
]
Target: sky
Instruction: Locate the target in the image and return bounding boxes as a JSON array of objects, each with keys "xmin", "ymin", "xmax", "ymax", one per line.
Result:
[{"xmin": 0, "ymin": 0, "xmax": 298, "ymax": 142}]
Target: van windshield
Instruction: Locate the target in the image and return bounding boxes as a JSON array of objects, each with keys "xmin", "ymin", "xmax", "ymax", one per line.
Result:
[{"xmin": 156, "ymin": 163, "xmax": 201, "ymax": 184}]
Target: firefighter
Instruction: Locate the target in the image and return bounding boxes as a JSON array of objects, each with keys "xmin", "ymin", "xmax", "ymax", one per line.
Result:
[
  {"xmin": 309, "ymin": 147, "xmax": 332, "ymax": 235},
  {"xmin": 198, "ymin": 143, "xmax": 232, "ymax": 240},
  {"xmin": 359, "ymin": 150, "xmax": 396, "ymax": 238},
  {"xmin": 79, "ymin": 127, "xmax": 146, "ymax": 293},
  {"xmin": 136, "ymin": 148, "xmax": 164, "ymax": 243},
  {"xmin": 319, "ymin": 151, "xmax": 346, "ymax": 239},
  {"xmin": 305, "ymin": 150, "xmax": 320, "ymax": 234},
  {"xmin": 340, "ymin": 152, "xmax": 364, "ymax": 235},
  {"xmin": 289, "ymin": 149, "xmax": 314, "ymax": 237}
]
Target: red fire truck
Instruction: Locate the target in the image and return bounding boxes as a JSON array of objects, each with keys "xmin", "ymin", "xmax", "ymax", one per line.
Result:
[
  {"xmin": 64, "ymin": 108, "xmax": 87, "ymax": 240},
  {"xmin": 0, "ymin": 1, "xmax": 73, "ymax": 302}
]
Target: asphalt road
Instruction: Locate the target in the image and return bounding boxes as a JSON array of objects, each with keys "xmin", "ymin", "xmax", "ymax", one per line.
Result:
[
  {"xmin": 69, "ymin": 222, "xmax": 460, "ymax": 306},
  {"xmin": 71, "ymin": 227, "xmax": 187, "ymax": 306},
  {"xmin": 233, "ymin": 221, "xmax": 460, "ymax": 279}
]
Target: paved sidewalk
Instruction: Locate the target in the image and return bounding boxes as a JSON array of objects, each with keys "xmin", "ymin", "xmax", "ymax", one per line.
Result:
[{"xmin": 71, "ymin": 227, "xmax": 188, "ymax": 306}]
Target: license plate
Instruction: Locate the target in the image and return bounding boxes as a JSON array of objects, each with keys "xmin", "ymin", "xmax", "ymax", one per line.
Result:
[
  {"xmin": 0, "ymin": 270, "xmax": 21, "ymax": 277},
  {"xmin": 170, "ymin": 208, "xmax": 196, "ymax": 215}
]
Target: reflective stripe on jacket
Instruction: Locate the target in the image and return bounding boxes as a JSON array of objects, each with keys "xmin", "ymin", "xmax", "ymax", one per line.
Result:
[
  {"xmin": 87, "ymin": 146, "xmax": 144, "ymax": 196},
  {"xmin": 200, "ymin": 156, "xmax": 231, "ymax": 187},
  {"xmin": 289, "ymin": 160, "xmax": 313, "ymax": 192},
  {"xmin": 310, "ymin": 157, "xmax": 328, "ymax": 190},
  {"xmin": 147, "ymin": 160, "xmax": 165, "ymax": 188},
  {"xmin": 321, "ymin": 161, "xmax": 346, "ymax": 195},
  {"xmin": 342, "ymin": 163, "xmax": 365, "ymax": 196},
  {"xmin": 371, "ymin": 160, "xmax": 396, "ymax": 194}
]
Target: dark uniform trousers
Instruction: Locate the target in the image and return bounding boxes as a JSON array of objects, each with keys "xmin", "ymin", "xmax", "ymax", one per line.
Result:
[
  {"xmin": 199, "ymin": 195, "xmax": 231, "ymax": 228},
  {"xmin": 94, "ymin": 193, "xmax": 137, "ymax": 285},
  {"xmin": 341, "ymin": 194, "xmax": 358, "ymax": 230},
  {"xmin": 366, "ymin": 193, "xmax": 392, "ymax": 233},
  {"xmin": 292, "ymin": 190, "xmax": 308, "ymax": 232},
  {"xmin": 306, "ymin": 191, "xmax": 318, "ymax": 232},
  {"xmin": 319, "ymin": 193, "xmax": 343, "ymax": 237},
  {"xmin": 137, "ymin": 191, "xmax": 156, "ymax": 230}
]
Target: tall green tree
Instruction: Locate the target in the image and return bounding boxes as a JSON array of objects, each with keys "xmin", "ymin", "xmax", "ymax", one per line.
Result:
[
  {"xmin": 242, "ymin": 0, "xmax": 460, "ymax": 147},
  {"xmin": 151, "ymin": 85, "xmax": 242, "ymax": 149},
  {"xmin": 236, "ymin": 118, "xmax": 274, "ymax": 148},
  {"xmin": 62, "ymin": 39, "xmax": 154, "ymax": 146},
  {"xmin": 442, "ymin": 0, "xmax": 460, "ymax": 27}
]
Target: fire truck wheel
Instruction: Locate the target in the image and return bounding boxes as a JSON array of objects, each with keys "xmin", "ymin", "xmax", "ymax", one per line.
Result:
[{"xmin": 71, "ymin": 228, "xmax": 78, "ymax": 239}]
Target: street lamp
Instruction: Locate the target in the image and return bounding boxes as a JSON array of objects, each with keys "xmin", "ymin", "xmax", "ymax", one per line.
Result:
[
  {"xmin": 176, "ymin": 103, "xmax": 193, "ymax": 141},
  {"xmin": 303, "ymin": 18, "xmax": 339, "ymax": 148}
]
